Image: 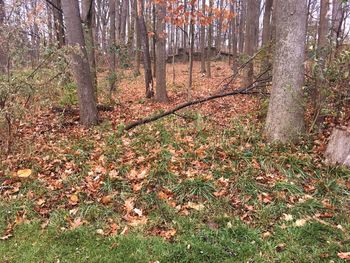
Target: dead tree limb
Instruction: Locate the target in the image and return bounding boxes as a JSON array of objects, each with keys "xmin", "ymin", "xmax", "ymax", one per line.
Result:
[{"xmin": 124, "ymin": 69, "xmax": 270, "ymax": 131}]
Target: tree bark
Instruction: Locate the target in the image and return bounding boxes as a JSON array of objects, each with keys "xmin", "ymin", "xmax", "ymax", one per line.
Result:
[
  {"xmin": 265, "ymin": 0, "xmax": 307, "ymax": 143},
  {"xmin": 52, "ymin": 0, "xmax": 65, "ymax": 48},
  {"xmin": 187, "ymin": 1, "xmax": 195, "ymax": 99},
  {"xmin": 206, "ymin": 0, "xmax": 213, "ymax": 78},
  {"xmin": 0, "ymin": 0, "xmax": 7, "ymax": 74},
  {"xmin": 262, "ymin": 0, "xmax": 273, "ymax": 46},
  {"xmin": 200, "ymin": 0, "xmax": 206, "ymax": 73},
  {"xmin": 331, "ymin": 0, "xmax": 344, "ymax": 47},
  {"xmin": 82, "ymin": 0, "xmax": 98, "ymax": 101},
  {"xmin": 155, "ymin": 1, "xmax": 168, "ymax": 103},
  {"xmin": 318, "ymin": 0, "xmax": 329, "ymax": 49},
  {"xmin": 137, "ymin": 0, "xmax": 154, "ymax": 98},
  {"xmin": 238, "ymin": 0, "xmax": 246, "ymax": 54},
  {"xmin": 109, "ymin": 0, "xmax": 117, "ymax": 95},
  {"xmin": 61, "ymin": 0, "xmax": 98, "ymax": 126},
  {"xmin": 134, "ymin": 0, "xmax": 141, "ymax": 76}
]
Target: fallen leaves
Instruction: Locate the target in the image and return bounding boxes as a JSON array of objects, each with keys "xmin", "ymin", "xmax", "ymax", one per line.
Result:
[
  {"xmin": 337, "ymin": 252, "xmax": 350, "ymax": 260},
  {"xmin": 16, "ymin": 169, "xmax": 32, "ymax": 178}
]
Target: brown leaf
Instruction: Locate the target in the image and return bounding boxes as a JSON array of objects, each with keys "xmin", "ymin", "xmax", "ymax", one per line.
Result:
[{"xmin": 337, "ymin": 252, "xmax": 350, "ymax": 259}]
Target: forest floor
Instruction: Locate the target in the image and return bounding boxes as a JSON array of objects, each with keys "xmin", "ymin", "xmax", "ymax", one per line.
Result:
[{"xmin": 1, "ymin": 61, "xmax": 350, "ymax": 262}]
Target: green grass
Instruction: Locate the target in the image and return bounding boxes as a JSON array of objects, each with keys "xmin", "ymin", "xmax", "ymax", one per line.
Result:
[{"xmin": 1, "ymin": 113, "xmax": 350, "ymax": 262}]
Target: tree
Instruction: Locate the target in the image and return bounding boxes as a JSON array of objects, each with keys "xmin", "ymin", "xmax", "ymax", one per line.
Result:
[
  {"xmin": 61, "ymin": 0, "xmax": 98, "ymax": 126},
  {"xmin": 82, "ymin": 0, "xmax": 97, "ymax": 100},
  {"xmin": 200, "ymin": 0, "xmax": 206, "ymax": 73},
  {"xmin": 206, "ymin": 0, "xmax": 213, "ymax": 78},
  {"xmin": 0, "ymin": 0, "xmax": 6, "ymax": 74},
  {"xmin": 331, "ymin": 0, "xmax": 344, "ymax": 47},
  {"xmin": 155, "ymin": 0, "xmax": 168, "ymax": 102},
  {"xmin": 244, "ymin": 0, "xmax": 260, "ymax": 86},
  {"xmin": 265, "ymin": 0, "xmax": 308, "ymax": 143},
  {"xmin": 187, "ymin": 0, "xmax": 195, "ymax": 98},
  {"xmin": 261, "ymin": 0, "xmax": 273, "ymax": 70},
  {"xmin": 52, "ymin": 0, "xmax": 65, "ymax": 48},
  {"xmin": 109, "ymin": 0, "xmax": 117, "ymax": 96},
  {"xmin": 137, "ymin": 0, "xmax": 154, "ymax": 98}
]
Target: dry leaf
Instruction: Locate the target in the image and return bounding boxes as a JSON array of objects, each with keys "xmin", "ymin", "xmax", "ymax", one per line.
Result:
[
  {"xmin": 337, "ymin": 252, "xmax": 350, "ymax": 259},
  {"xmin": 17, "ymin": 169, "xmax": 32, "ymax": 178},
  {"xmin": 295, "ymin": 219, "xmax": 307, "ymax": 227},
  {"xmin": 70, "ymin": 194, "xmax": 79, "ymax": 204},
  {"xmin": 101, "ymin": 195, "xmax": 112, "ymax": 205}
]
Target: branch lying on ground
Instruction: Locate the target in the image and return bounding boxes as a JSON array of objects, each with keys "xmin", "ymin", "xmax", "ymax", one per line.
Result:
[
  {"xmin": 124, "ymin": 68, "xmax": 271, "ymax": 131},
  {"xmin": 52, "ymin": 104, "xmax": 114, "ymax": 115}
]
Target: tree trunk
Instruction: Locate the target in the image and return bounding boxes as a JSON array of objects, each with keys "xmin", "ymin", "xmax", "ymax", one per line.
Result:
[
  {"xmin": 61, "ymin": 0, "xmax": 98, "ymax": 126},
  {"xmin": 244, "ymin": 0, "xmax": 259, "ymax": 86},
  {"xmin": 109, "ymin": 0, "xmax": 117, "ymax": 95},
  {"xmin": 206, "ymin": 0, "xmax": 213, "ymax": 78},
  {"xmin": 137, "ymin": 0, "xmax": 154, "ymax": 98},
  {"xmin": 331, "ymin": 0, "xmax": 343, "ymax": 47},
  {"xmin": 262, "ymin": 0, "xmax": 273, "ymax": 46},
  {"xmin": 238, "ymin": 0, "xmax": 246, "ymax": 54},
  {"xmin": 120, "ymin": 0, "xmax": 128, "ymax": 45},
  {"xmin": 318, "ymin": 0, "xmax": 329, "ymax": 49},
  {"xmin": 265, "ymin": 0, "xmax": 307, "ymax": 143},
  {"xmin": 82, "ymin": 0, "xmax": 98, "ymax": 101},
  {"xmin": 215, "ymin": 0, "xmax": 224, "ymax": 55},
  {"xmin": 52, "ymin": 0, "xmax": 65, "ymax": 48},
  {"xmin": 262, "ymin": 0, "xmax": 273, "ymax": 70},
  {"xmin": 187, "ymin": 1, "xmax": 195, "ymax": 99},
  {"xmin": 231, "ymin": 1, "xmax": 238, "ymax": 73},
  {"xmin": 155, "ymin": 1, "xmax": 168, "ymax": 103},
  {"xmin": 0, "ymin": 0, "xmax": 7, "ymax": 74},
  {"xmin": 134, "ymin": 0, "xmax": 141, "ymax": 76},
  {"xmin": 152, "ymin": 3, "xmax": 156, "ymax": 78},
  {"xmin": 200, "ymin": 0, "xmax": 206, "ymax": 73}
]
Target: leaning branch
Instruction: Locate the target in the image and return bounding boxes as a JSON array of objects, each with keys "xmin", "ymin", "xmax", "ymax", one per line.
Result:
[{"xmin": 124, "ymin": 69, "xmax": 270, "ymax": 131}]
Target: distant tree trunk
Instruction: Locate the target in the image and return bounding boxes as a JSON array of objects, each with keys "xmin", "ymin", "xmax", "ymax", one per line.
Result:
[
  {"xmin": 215, "ymin": 0, "xmax": 224, "ymax": 54},
  {"xmin": 200, "ymin": 0, "xmax": 206, "ymax": 73},
  {"xmin": 331, "ymin": 0, "xmax": 344, "ymax": 48},
  {"xmin": 318, "ymin": 0, "xmax": 329, "ymax": 49},
  {"xmin": 262, "ymin": 0, "xmax": 273, "ymax": 46},
  {"xmin": 109, "ymin": 0, "xmax": 117, "ymax": 96},
  {"xmin": 134, "ymin": 0, "xmax": 141, "ymax": 76},
  {"xmin": 0, "ymin": 0, "xmax": 7, "ymax": 74},
  {"xmin": 262, "ymin": 0, "xmax": 273, "ymax": 70},
  {"xmin": 82, "ymin": 0, "xmax": 98, "ymax": 101},
  {"xmin": 265, "ymin": 0, "xmax": 307, "ymax": 143},
  {"xmin": 244, "ymin": 0, "xmax": 259, "ymax": 86},
  {"xmin": 137, "ymin": 0, "xmax": 154, "ymax": 98},
  {"xmin": 52, "ymin": 0, "xmax": 65, "ymax": 48},
  {"xmin": 152, "ymin": 3, "xmax": 156, "ymax": 78},
  {"xmin": 238, "ymin": 0, "xmax": 246, "ymax": 54},
  {"xmin": 128, "ymin": 0, "xmax": 136, "ymax": 57},
  {"xmin": 187, "ymin": 1, "xmax": 195, "ymax": 99},
  {"xmin": 231, "ymin": 1, "xmax": 238, "ymax": 73},
  {"xmin": 120, "ymin": 0, "xmax": 128, "ymax": 45},
  {"xmin": 46, "ymin": 3, "xmax": 53, "ymax": 46},
  {"xmin": 61, "ymin": 0, "xmax": 98, "ymax": 126},
  {"xmin": 206, "ymin": 0, "xmax": 213, "ymax": 78},
  {"xmin": 155, "ymin": 1, "xmax": 168, "ymax": 103}
]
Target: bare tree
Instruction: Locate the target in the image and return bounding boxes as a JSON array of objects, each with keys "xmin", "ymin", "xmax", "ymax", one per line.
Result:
[
  {"xmin": 109, "ymin": 0, "xmax": 117, "ymax": 96},
  {"xmin": 265, "ymin": 0, "xmax": 308, "ymax": 142},
  {"xmin": 155, "ymin": 0, "xmax": 168, "ymax": 102},
  {"xmin": 137, "ymin": 0, "xmax": 154, "ymax": 98},
  {"xmin": 61, "ymin": 0, "xmax": 98, "ymax": 126},
  {"xmin": 207, "ymin": 0, "xmax": 213, "ymax": 78},
  {"xmin": 200, "ymin": 0, "xmax": 206, "ymax": 73},
  {"xmin": 0, "ymin": 0, "xmax": 6, "ymax": 74},
  {"xmin": 52, "ymin": 0, "xmax": 65, "ymax": 48}
]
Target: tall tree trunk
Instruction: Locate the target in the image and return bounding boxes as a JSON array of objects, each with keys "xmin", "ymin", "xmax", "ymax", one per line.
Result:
[
  {"xmin": 215, "ymin": 0, "xmax": 225, "ymax": 55},
  {"xmin": 244, "ymin": 0, "xmax": 259, "ymax": 86},
  {"xmin": 318, "ymin": 0, "xmax": 329, "ymax": 49},
  {"xmin": 137, "ymin": 0, "xmax": 154, "ymax": 98},
  {"xmin": 238, "ymin": 0, "xmax": 246, "ymax": 54},
  {"xmin": 134, "ymin": 0, "xmax": 141, "ymax": 76},
  {"xmin": 331, "ymin": 0, "xmax": 343, "ymax": 47},
  {"xmin": 262, "ymin": 0, "xmax": 273, "ymax": 46},
  {"xmin": 262, "ymin": 0, "xmax": 273, "ymax": 70},
  {"xmin": 231, "ymin": 1, "xmax": 238, "ymax": 73},
  {"xmin": 187, "ymin": 1, "xmax": 195, "ymax": 98},
  {"xmin": 109, "ymin": 0, "xmax": 117, "ymax": 95},
  {"xmin": 120, "ymin": 0, "xmax": 128, "ymax": 45},
  {"xmin": 46, "ymin": 3, "xmax": 53, "ymax": 46},
  {"xmin": 200, "ymin": 0, "xmax": 206, "ymax": 73},
  {"xmin": 155, "ymin": 1, "xmax": 168, "ymax": 103},
  {"xmin": 207, "ymin": 0, "xmax": 213, "ymax": 78},
  {"xmin": 152, "ymin": 3, "xmax": 156, "ymax": 78},
  {"xmin": 61, "ymin": 0, "xmax": 98, "ymax": 126},
  {"xmin": 82, "ymin": 0, "xmax": 98, "ymax": 101},
  {"xmin": 265, "ymin": 0, "xmax": 307, "ymax": 143},
  {"xmin": 0, "ymin": 0, "xmax": 7, "ymax": 74},
  {"xmin": 52, "ymin": 0, "xmax": 65, "ymax": 48}
]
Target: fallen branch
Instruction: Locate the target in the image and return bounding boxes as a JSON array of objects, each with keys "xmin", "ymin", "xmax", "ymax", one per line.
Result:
[{"xmin": 124, "ymin": 69, "xmax": 270, "ymax": 131}]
